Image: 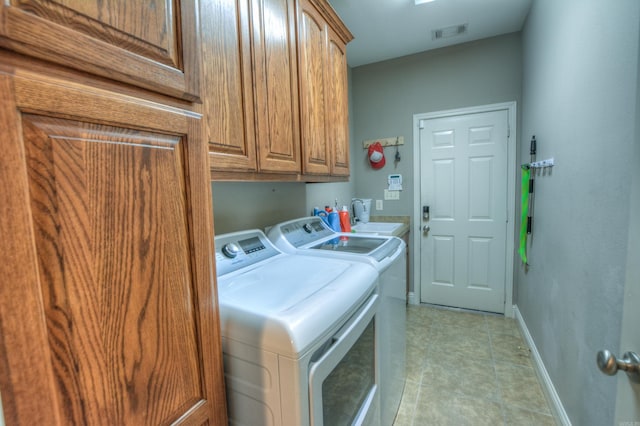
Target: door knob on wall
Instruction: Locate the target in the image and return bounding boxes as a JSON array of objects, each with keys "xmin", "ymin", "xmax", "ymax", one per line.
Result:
[{"xmin": 596, "ymin": 350, "xmax": 640, "ymax": 383}]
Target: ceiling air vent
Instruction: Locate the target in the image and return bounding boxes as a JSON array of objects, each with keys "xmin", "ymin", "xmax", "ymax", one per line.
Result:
[{"xmin": 432, "ymin": 23, "xmax": 468, "ymax": 40}]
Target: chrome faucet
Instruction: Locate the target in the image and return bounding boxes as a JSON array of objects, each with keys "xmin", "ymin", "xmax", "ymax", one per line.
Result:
[{"xmin": 351, "ymin": 198, "xmax": 366, "ymax": 225}]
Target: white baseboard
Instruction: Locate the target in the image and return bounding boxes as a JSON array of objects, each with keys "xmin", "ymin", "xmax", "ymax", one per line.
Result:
[{"xmin": 513, "ymin": 305, "xmax": 572, "ymax": 426}]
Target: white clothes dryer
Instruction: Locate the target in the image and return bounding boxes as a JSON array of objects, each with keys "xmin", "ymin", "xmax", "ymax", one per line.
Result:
[
  {"xmin": 267, "ymin": 217, "xmax": 407, "ymax": 426},
  {"xmin": 215, "ymin": 229, "xmax": 381, "ymax": 426}
]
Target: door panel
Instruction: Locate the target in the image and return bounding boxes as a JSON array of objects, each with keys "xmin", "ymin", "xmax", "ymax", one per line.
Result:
[
  {"xmin": 0, "ymin": 72, "xmax": 227, "ymax": 425},
  {"xmin": 433, "ymin": 236, "xmax": 455, "ymax": 285},
  {"xmin": 298, "ymin": 0, "xmax": 330, "ymax": 175},
  {"xmin": 0, "ymin": 0, "xmax": 200, "ymax": 100},
  {"xmin": 252, "ymin": 0, "xmax": 301, "ymax": 173},
  {"xmin": 326, "ymin": 31, "xmax": 349, "ymax": 175},
  {"xmin": 468, "ymin": 157, "xmax": 494, "ymax": 219},
  {"xmin": 24, "ymin": 115, "xmax": 203, "ymax": 424},
  {"xmin": 420, "ymin": 110, "xmax": 508, "ymax": 313},
  {"xmin": 202, "ymin": 0, "xmax": 257, "ymax": 172},
  {"xmin": 433, "ymin": 159, "xmax": 455, "ymax": 220}
]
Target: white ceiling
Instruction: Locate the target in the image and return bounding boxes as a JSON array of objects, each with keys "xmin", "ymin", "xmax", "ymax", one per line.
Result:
[{"xmin": 327, "ymin": 0, "xmax": 533, "ymax": 67}]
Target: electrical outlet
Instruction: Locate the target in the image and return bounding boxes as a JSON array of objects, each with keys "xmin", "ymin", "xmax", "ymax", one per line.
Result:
[{"xmin": 376, "ymin": 199, "xmax": 383, "ymax": 210}]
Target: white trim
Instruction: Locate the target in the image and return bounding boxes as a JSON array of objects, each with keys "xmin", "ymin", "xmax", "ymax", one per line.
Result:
[
  {"xmin": 514, "ymin": 305, "xmax": 572, "ymax": 426},
  {"xmin": 411, "ymin": 102, "xmax": 517, "ymax": 317}
]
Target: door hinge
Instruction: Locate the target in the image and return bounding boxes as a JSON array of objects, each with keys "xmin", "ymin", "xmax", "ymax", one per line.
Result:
[
  {"xmin": 507, "ymin": 123, "xmax": 511, "ymax": 138},
  {"xmin": 419, "ymin": 119, "xmax": 425, "ymax": 129}
]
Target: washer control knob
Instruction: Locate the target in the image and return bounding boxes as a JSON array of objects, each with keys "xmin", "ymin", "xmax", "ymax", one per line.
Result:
[
  {"xmin": 222, "ymin": 243, "xmax": 241, "ymax": 258},
  {"xmin": 302, "ymin": 223, "xmax": 313, "ymax": 233}
]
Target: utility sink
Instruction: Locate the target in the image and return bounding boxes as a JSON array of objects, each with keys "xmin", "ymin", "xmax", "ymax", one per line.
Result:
[{"xmin": 351, "ymin": 222, "xmax": 404, "ymax": 236}]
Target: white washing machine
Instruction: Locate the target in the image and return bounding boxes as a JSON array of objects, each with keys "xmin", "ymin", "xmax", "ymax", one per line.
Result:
[
  {"xmin": 267, "ymin": 217, "xmax": 407, "ymax": 426},
  {"xmin": 215, "ymin": 229, "xmax": 381, "ymax": 426}
]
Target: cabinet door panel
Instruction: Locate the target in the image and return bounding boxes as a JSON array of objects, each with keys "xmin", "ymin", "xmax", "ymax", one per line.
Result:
[
  {"xmin": 203, "ymin": 0, "xmax": 257, "ymax": 172},
  {"xmin": 24, "ymin": 116, "xmax": 203, "ymax": 424},
  {"xmin": 326, "ymin": 31, "xmax": 349, "ymax": 175},
  {"xmin": 298, "ymin": 0, "xmax": 330, "ymax": 175},
  {"xmin": 252, "ymin": 0, "xmax": 301, "ymax": 173},
  {"xmin": 0, "ymin": 73, "xmax": 227, "ymax": 425},
  {"xmin": 0, "ymin": 0, "xmax": 199, "ymax": 100}
]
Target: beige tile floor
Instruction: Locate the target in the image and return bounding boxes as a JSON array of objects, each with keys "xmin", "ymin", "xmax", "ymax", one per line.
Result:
[{"xmin": 393, "ymin": 304, "xmax": 558, "ymax": 426}]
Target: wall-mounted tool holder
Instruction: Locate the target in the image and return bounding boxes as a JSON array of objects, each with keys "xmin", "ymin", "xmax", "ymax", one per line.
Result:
[
  {"xmin": 519, "ymin": 136, "xmax": 556, "ymax": 266},
  {"xmin": 527, "ymin": 158, "xmax": 555, "ymax": 169},
  {"xmin": 362, "ymin": 136, "xmax": 404, "ymax": 149}
]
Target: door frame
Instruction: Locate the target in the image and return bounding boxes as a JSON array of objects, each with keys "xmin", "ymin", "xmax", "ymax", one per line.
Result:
[{"xmin": 411, "ymin": 102, "xmax": 517, "ymax": 317}]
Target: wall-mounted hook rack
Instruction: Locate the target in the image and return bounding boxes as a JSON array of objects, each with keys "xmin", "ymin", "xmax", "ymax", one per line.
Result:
[
  {"xmin": 523, "ymin": 157, "xmax": 555, "ymax": 169},
  {"xmin": 362, "ymin": 136, "xmax": 404, "ymax": 149}
]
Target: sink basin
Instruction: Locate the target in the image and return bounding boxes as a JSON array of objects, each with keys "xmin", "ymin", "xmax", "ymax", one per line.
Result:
[{"xmin": 351, "ymin": 222, "xmax": 404, "ymax": 236}]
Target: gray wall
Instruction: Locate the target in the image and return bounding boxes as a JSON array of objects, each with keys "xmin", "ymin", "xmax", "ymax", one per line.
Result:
[
  {"xmin": 518, "ymin": 0, "xmax": 640, "ymax": 424},
  {"xmin": 211, "ymin": 179, "xmax": 355, "ymax": 234},
  {"xmin": 350, "ymin": 32, "xmax": 523, "ymax": 216}
]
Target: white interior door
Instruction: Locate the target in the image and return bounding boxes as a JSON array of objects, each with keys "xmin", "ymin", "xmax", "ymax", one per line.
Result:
[
  {"xmin": 419, "ymin": 109, "xmax": 509, "ymax": 313},
  {"xmin": 613, "ymin": 107, "xmax": 640, "ymax": 422}
]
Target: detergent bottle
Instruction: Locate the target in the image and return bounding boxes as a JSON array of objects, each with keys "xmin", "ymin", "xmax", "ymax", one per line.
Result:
[
  {"xmin": 339, "ymin": 206, "xmax": 351, "ymax": 233},
  {"xmin": 328, "ymin": 208, "xmax": 341, "ymax": 232}
]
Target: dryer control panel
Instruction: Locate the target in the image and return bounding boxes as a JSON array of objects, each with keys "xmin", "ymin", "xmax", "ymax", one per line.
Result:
[
  {"xmin": 215, "ymin": 230, "xmax": 282, "ymax": 277},
  {"xmin": 275, "ymin": 217, "xmax": 334, "ymax": 248}
]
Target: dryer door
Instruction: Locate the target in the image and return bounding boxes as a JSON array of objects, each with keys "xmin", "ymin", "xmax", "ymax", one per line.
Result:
[{"xmin": 308, "ymin": 294, "xmax": 379, "ymax": 426}]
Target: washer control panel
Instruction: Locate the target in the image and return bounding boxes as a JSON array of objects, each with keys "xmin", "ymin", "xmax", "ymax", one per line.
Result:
[
  {"xmin": 215, "ymin": 230, "xmax": 282, "ymax": 276},
  {"xmin": 277, "ymin": 217, "xmax": 334, "ymax": 248}
]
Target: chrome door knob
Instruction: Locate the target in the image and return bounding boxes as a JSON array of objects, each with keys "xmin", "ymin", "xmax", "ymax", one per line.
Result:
[
  {"xmin": 422, "ymin": 225, "xmax": 430, "ymax": 233},
  {"xmin": 597, "ymin": 350, "xmax": 640, "ymax": 383}
]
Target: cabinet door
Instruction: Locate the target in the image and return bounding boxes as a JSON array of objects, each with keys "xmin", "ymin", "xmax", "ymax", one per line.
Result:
[
  {"xmin": 0, "ymin": 0, "xmax": 199, "ymax": 100},
  {"xmin": 297, "ymin": 0, "xmax": 331, "ymax": 175},
  {"xmin": 0, "ymin": 71, "xmax": 227, "ymax": 425},
  {"xmin": 252, "ymin": 0, "xmax": 301, "ymax": 173},
  {"xmin": 326, "ymin": 29, "xmax": 350, "ymax": 176},
  {"xmin": 203, "ymin": 0, "xmax": 258, "ymax": 172}
]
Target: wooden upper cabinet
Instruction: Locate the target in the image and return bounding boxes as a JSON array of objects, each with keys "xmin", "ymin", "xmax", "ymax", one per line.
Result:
[
  {"xmin": 204, "ymin": 0, "xmax": 300, "ymax": 174},
  {"xmin": 297, "ymin": 0, "xmax": 352, "ymax": 176},
  {"xmin": 0, "ymin": 0, "xmax": 200, "ymax": 100},
  {"xmin": 297, "ymin": 0, "xmax": 331, "ymax": 175},
  {"xmin": 0, "ymin": 71, "xmax": 227, "ymax": 425},
  {"xmin": 326, "ymin": 28, "xmax": 350, "ymax": 176},
  {"xmin": 251, "ymin": 0, "xmax": 301, "ymax": 173},
  {"xmin": 202, "ymin": 0, "xmax": 257, "ymax": 172}
]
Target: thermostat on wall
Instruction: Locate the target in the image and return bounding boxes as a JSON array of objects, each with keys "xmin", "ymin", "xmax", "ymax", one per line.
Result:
[{"xmin": 388, "ymin": 174, "xmax": 402, "ymax": 191}]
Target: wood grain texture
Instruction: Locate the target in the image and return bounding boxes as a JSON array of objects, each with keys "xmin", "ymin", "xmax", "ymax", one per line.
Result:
[
  {"xmin": 306, "ymin": 0, "xmax": 353, "ymax": 44},
  {"xmin": 24, "ymin": 116, "xmax": 202, "ymax": 424},
  {"xmin": 0, "ymin": 71, "xmax": 62, "ymax": 426},
  {"xmin": 209, "ymin": 167, "xmax": 349, "ymax": 182},
  {"xmin": 252, "ymin": 0, "xmax": 301, "ymax": 173},
  {"xmin": 297, "ymin": 0, "xmax": 331, "ymax": 175},
  {"xmin": 326, "ymin": 30, "xmax": 349, "ymax": 176},
  {"xmin": 0, "ymin": 0, "xmax": 200, "ymax": 100},
  {"xmin": 202, "ymin": 0, "xmax": 258, "ymax": 172},
  {"xmin": 205, "ymin": 0, "xmax": 351, "ymax": 179},
  {"xmin": 0, "ymin": 70, "xmax": 227, "ymax": 425},
  {"xmin": 297, "ymin": 0, "xmax": 352, "ymax": 177}
]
